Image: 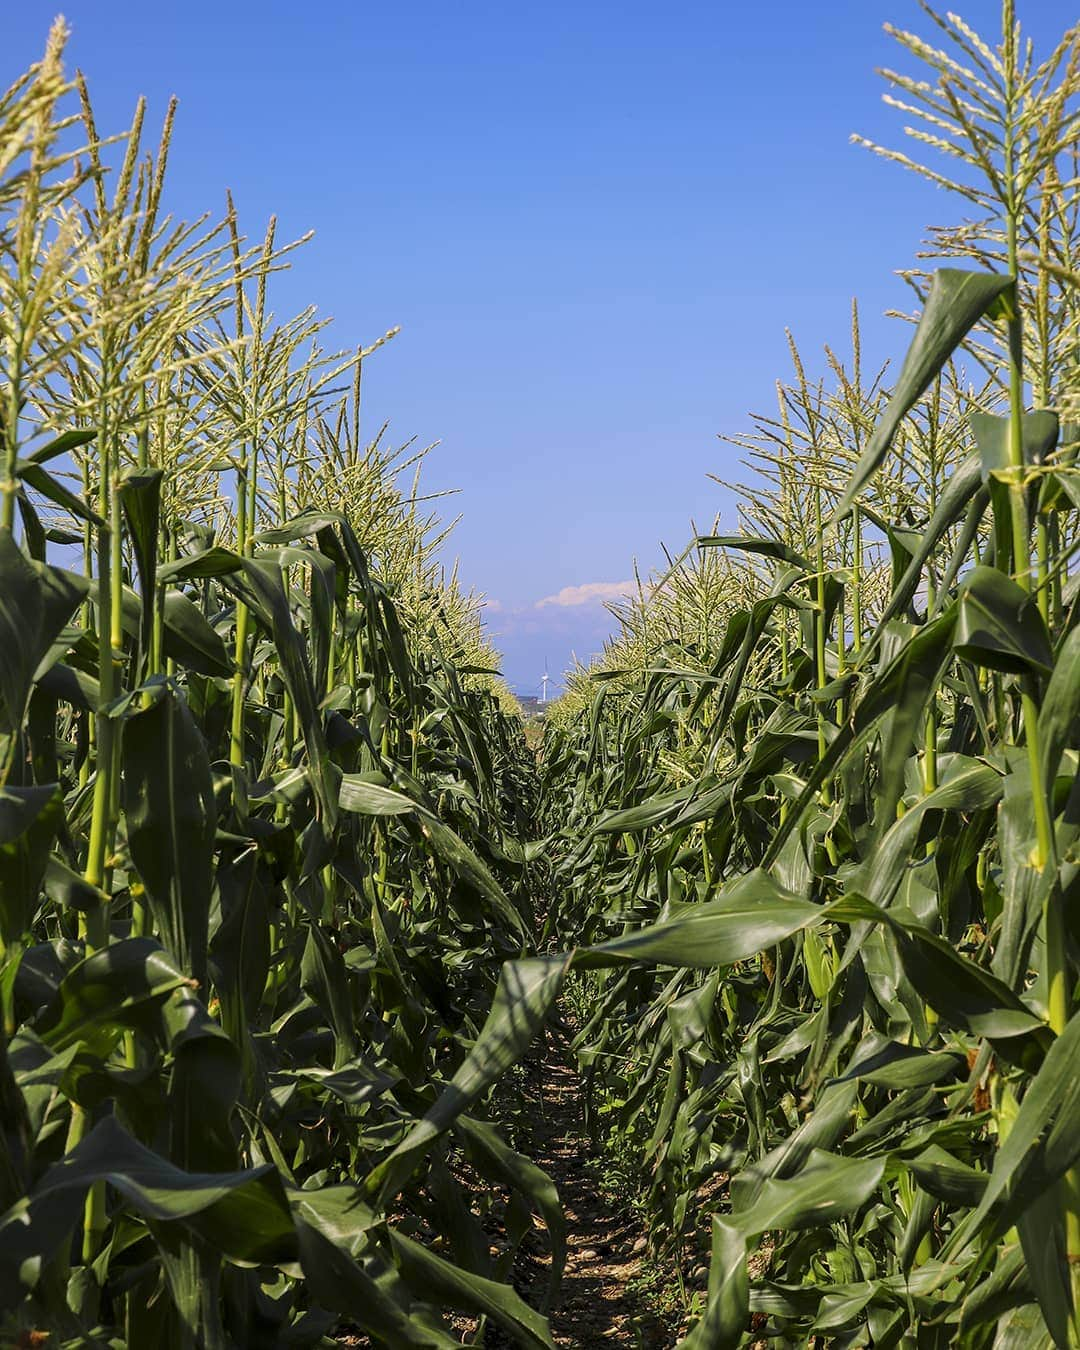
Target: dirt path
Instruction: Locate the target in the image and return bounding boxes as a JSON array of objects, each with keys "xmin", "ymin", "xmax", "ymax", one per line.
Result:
[
  {"xmin": 497, "ymin": 1021, "xmax": 679, "ymax": 1348},
  {"xmin": 341, "ymin": 1016, "xmax": 683, "ymax": 1347}
]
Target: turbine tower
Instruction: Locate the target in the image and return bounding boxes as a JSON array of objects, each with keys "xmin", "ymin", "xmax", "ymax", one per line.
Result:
[{"xmin": 540, "ymin": 664, "xmax": 550, "ymax": 704}]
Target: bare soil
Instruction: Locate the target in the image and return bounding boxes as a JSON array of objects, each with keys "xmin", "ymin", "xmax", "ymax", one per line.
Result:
[{"xmin": 483, "ymin": 1022, "xmax": 680, "ymax": 1348}]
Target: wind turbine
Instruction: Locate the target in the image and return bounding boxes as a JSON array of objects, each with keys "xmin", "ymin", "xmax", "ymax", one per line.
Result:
[{"xmin": 540, "ymin": 663, "xmax": 550, "ymax": 704}]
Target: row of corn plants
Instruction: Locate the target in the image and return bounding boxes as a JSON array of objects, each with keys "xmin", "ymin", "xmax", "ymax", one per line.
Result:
[
  {"xmin": 0, "ymin": 26, "xmax": 574, "ymax": 1349},
  {"xmin": 529, "ymin": 3, "xmax": 1080, "ymax": 1345}
]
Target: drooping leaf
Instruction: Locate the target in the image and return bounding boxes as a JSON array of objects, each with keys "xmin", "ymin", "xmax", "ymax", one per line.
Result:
[
  {"xmin": 694, "ymin": 534, "xmax": 813, "ymax": 572},
  {"xmin": 34, "ymin": 938, "xmax": 195, "ymax": 1056},
  {"xmin": 955, "ymin": 566, "xmax": 1054, "ymax": 676},
  {"xmin": 833, "ymin": 268, "xmax": 1013, "ymax": 520},
  {"xmin": 389, "ymin": 1227, "xmax": 556, "ymax": 1349},
  {"xmin": 731, "ymin": 1148, "xmax": 885, "ymax": 1236},
  {"xmin": 370, "ymin": 956, "xmax": 568, "ymax": 1201},
  {"xmin": 575, "ymin": 869, "xmax": 822, "ymax": 970},
  {"xmin": 292, "ymin": 1216, "xmax": 459, "ymax": 1349},
  {"xmin": 0, "ymin": 784, "xmax": 63, "ymax": 946},
  {"xmin": 162, "ymin": 590, "xmax": 232, "ymax": 677},
  {"xmin": 833, "ymin": 896, "xmax": 1050, "ymax": 1066},
  {"xmin": 339, "ymin": 773, "xmax": 527, "ymax": 937},
  {"xmin": 229, "ymin": 557, "xmax": 338, "ymax": 829},
  {"xmin": 456, "ymin": 1113, "xmax": 567, "ymax": 1304},
  {"xmin": 25, "ymin": 427, "xmax": 97, "ymax": 465},
  {"xmin": 0, "ymin": 531, "xmax": 88, "ymax": 734}
]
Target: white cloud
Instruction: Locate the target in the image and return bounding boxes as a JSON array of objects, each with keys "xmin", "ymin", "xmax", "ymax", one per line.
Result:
[{"xmin": 536, "ymin": 579, "xmax": 637, "ymax": 609}]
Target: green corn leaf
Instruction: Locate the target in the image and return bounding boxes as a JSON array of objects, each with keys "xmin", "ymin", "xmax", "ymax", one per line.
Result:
[
  {"xmin": 730, "ymin": 1080, "xmax": 859, "ymax": 1212},
  {"xmin": 230, "ymin": 557, "xmax": 338, "ymax": 829},
  {"xmin": 593, "ymin": 784, "xmax": 694, "ymax": 834},
  {"xmin": 15, "ymin": 460, "xmax": 105, "ymax": 527},
  {"xmin": 836, "ymin": 1037, "xmax": 966, "ymax": 1089},
  {"xmin": 210, "ymin": 848, "xmax": 272, "ymax": 1030},
  {"xmin": 300, "ymin": 923, "xmax": 357, "ymax": 1068},
  {"xmin": 24, "ymin": 427, "xmax": 97, "ymax": 465},
  {"xmin": 906, "ymin": 1146, "xmax": 988, "ymax": 1207},
  {"xmin": 14, "ymin": 492, "xmax": 47, "ymax": 562},
  {"xmin": 694, "ymin": 534, "xmax": 813, "ymax": 572},
  {"xmin": 956, "ymin": 1247, "xmax": 1028, "ymax": 1341},
  {"xmin": 858, "ymin": 454, "xmax": 985, "ymax": 656},
  {"xmin": 338, "ymin": 776, "xmax": 417, "ymax": 817},
  {"xmin": 834, "ymin": 896, "xmax": 1049, "ymax": 1066},
  {"xmin": 1038, "ymin": 624, "xmax": 1080, "ymax": 796},
  {"xmin": 856, "ymin": 756, "xmax": 1003, "ymax": 906},
  {"xmin": 162, "ymin": 988, "xmax": 241, "ymax": 1172},
  {"xmin": 993, "ymin": 754, "xmax": 1053, "ymax": 989},
  {"xmin": 122, "ymin": 683, "xmax": 216, "ymax": 988},
  {"xmin": 731, "ymin": 1148, "xmax": 885, "ymax": 1236},
  {"xmin": 293, "ymin": 1217, "xmax": 460, "ymax": 1348},
  {"xmin": 678, "ymin": 1218, "xmax": 748, "ymax": 1349},
  {"xmin": 158, "ymin": 546, "xmax": 243, "ymax": 580},
  {"xmin": 378, "ymin": 874, "xmax": 833, "ymax": 1204},
  {"xmin": 340, "ymin": 774, "xmax": 527, "ymax": 937},
  {"xmin": 389, "ymin": 1227, "xmax": 556, "ymax": 1349},
  {"xmin": 369, "ymin": 955, "xmax": 568, "ymax": 1202},
  {"xmin": 455, "ymin": 1113, "xmax": 567, "ymax": 1305},
  {"xmin": 417, "ymin": 811, "xmax": 527, "ymax": 936},
  {"xmin": 1016, "ymin": 1187, "xmax": 1071, "ymax": 1350},
  {"xmin": 161, "ymin": 588, "xmax": 230, "ymax": 675},
  {"xmin": 118, "ymin": 467, "xmax": 163, "ymax": 677},
  {"xmin": 162, "ymin": 590, "xmax": 232, "ymax": 677},
  {"xmin": 833, "ymin": 268, "xmax": 1013, "ymax": 521},
  {"xmin": 965, "ymin": 1007, "xmax": 1080, "ymax": 1239},
  {"xmin": 970, "ymin": 409, "xmax": 1059, "ymax": 482},
  {"xmin": 43, "ymin": 854, "xmax": 105, "ymax": 914},
  {"xmin": 955, "ymin": 566, "xmax": 1054, "ymax": 675},
  {"xmin": 35, "ymin": 659, "xmax": 99, "ymax": 712},
  {"xmin": 86, "ymin": 579, "xmax": 231, "ymax": 677},
  {"xmin": 575, "ymin": 869, "xmax": 821, "ymax": 970},
  {"xmin": 0, "ymin": 784, "xmax": 63, "ymax": 946},
  {"xmin": 0, "ymin": 531, "xmax": 88, "ymax": 734},
  {"xmin": 34, "ymin": 938, "xmax": 195, "ymax": 1055},
  {"xmin": 287, "ymin": 1183, "xmax": 379, "ymax": 1255},
  {"xmin": 765, "ymin": 609, "xmax": 959, "ymax": 866},
  {"xmin": 0, "ymin": 1114, "xmax": 296, "ymax": 1309}
]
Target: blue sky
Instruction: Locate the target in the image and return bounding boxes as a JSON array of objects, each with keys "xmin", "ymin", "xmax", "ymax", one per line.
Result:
[{"xmin": 7, "ymin": 2, "xmax": 1073, "ymax": 693}]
